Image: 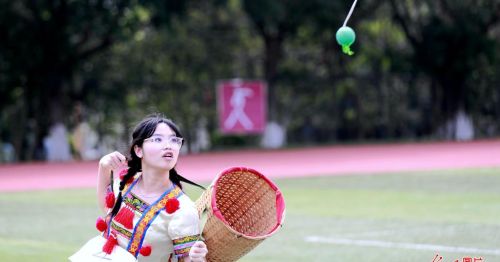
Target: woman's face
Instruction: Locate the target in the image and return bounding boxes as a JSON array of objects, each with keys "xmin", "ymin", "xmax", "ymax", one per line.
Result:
[{"xmin": 137, "ymin": 123, "xmax": 182, "ymax": 172}]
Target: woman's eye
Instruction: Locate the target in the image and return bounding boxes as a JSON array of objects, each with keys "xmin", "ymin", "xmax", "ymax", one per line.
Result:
[
  {"xmin": 172, "ymin": 137, "xmax": 183, "ymax": 144},
  {"xmin": 154, "ymin": 137, "xmax": 163, "ymax": 143}
]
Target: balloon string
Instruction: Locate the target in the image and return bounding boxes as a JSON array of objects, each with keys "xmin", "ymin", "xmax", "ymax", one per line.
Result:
[{"xmin": 343, "ymin": 0, "xmax": 359, "ymax": 27}]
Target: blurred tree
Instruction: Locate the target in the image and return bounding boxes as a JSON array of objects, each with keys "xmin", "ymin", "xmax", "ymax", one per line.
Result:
[
  {"xmin": 0, "ymin": 0, "xmax": 187, "ymax": 160},
  {"xmin": 241, "ymin": 0, "xmax": 382, "ymax": 143},
  {"xmin": 389, "ymin": 0, "xmax": 500, "ymax": 136},
  {"xmin": 241, "ymin": 0, "xmax": 330, "ymax": 121},
  {"xmin": 80, "ymin": 0, "xmax": 249, "ymax": 152},
  {"xmin": 1, "ymin": 0, "xmax": 499, "ymax": 161},
  {"xmin": 241, "ymin": 0, "xmax": 381, "ymax": 123},
  {"xmin": 0, "ymin": 0, "xmax": 136, "ymax": 159}
]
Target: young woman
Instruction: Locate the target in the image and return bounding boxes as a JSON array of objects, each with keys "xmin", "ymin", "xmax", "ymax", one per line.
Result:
[{"xmin": 96, "ymin": 114, "xmax": 207, "ymax": 261}]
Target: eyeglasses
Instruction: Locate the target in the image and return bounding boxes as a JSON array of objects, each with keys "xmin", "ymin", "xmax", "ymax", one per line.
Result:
[{"xmin": 144, "ymin": 136, "xmax": 183, "ymax": 148}]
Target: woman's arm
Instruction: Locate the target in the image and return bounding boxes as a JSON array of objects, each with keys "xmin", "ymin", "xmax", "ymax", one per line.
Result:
[{"xmin": 97, "ymin": 151, "xmax": 127, "ymax": 214}]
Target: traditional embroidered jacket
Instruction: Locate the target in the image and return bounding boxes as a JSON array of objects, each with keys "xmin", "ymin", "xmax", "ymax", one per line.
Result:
[{"xmin": 105, "ymin": 174, "xmax": 200, "ymax": 261}]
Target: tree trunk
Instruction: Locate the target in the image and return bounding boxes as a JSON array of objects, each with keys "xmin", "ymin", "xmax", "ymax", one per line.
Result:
[
  {"xmin": 263, "ymin": 34, "xmax": 284, "ymax": 122},
  {"xmin": 22, "ymin": 70, "xmax": 68, "ymax": 160},
  {"xmin": 433, "ymin": 74, "xmax": 468, "ymax": 139}
]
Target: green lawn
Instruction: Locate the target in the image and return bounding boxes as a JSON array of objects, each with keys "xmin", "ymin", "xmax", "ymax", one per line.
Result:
[{"xmin": 1, "ymin": 168, "xmax": 499, "ymax": 261}]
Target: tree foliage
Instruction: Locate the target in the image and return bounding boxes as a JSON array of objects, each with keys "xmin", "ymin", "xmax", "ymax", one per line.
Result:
[
  {"xmin": 0, "ymin": 0, "xmax": 499, "ymax": 161},
  {"xmin": 0, "ymin": 0, "xmax": 149, "ymax": 159},
  {"xmin": 389, "ymin": 0, "xmax": 500, "ymax": 129}
]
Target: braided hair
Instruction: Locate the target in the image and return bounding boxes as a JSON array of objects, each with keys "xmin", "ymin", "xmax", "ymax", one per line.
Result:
[{"xmin": 110, "ymin": 114, "xmax": 204, "ymax": 217}]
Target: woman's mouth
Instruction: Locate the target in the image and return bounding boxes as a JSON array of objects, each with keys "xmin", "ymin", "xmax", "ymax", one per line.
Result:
[{"xmin": 163, "ymin": 152, "xmax": 174, "ymax": 159}]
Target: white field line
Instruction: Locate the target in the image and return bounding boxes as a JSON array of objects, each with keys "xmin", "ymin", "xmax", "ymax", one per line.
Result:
[
  {"xmin": 305, "ymin": 236, "xmax": 500, "ymax": 256},
  {"xmin": 341, "ymin": 230, "xmax": 397, "ymax": 238}
]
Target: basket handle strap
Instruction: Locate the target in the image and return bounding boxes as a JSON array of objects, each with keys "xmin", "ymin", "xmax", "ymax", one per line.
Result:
[
  {"xmin": 198, "ymin": 206, "xmax": 208, "ymax": 241},
  {"xmin": 197, "ymin": 185, "xmax": 213, "ymax": 241}
]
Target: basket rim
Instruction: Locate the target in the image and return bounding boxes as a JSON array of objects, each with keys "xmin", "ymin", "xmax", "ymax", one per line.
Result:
[{"xmin": 210, "ymin": 166, "xmax": 286, "ymax": 239}]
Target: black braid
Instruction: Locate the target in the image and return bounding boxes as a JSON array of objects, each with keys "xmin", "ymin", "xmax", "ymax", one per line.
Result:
[
  {"xmin": 110, "ymin": 156, "xmax": 140, "ymax": 217},
  {"xmin": 170, "ymin": 168, "xmax": 205, "ymax": 190}
]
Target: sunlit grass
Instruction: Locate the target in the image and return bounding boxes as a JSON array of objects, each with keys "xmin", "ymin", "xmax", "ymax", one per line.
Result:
[{"xmin": 0, "ymin": 168, "xmax": 499, "ymax": 261}]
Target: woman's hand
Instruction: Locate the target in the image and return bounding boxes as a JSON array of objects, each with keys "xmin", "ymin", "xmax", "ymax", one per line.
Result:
[
  {"xmin": 99, "ymin": 151, "xmax": 127, "ymax": 172},
  {"xmin": 97, "ymin": 151, "xmax": 127, "ymax": 214},
  {"xmin": 188, "ymin": 241, "xmax": 208, "ymax": 262}
]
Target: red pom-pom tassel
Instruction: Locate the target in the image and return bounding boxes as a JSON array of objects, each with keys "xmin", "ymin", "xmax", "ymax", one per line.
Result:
[
  {"xmin": 165, "ymin": 198, "xmax": 180, "ymax": 214},
  {"xmin": 105, "ymin": 192, "xmax": 115, "ymax": 209},
  {"xmin": 102, "ymin": 234, "xmax": 118, "ymax": 254},
  {"xmin": 114, "ymin": 206, "xmax": 134, "ymax": 229},
  {"xmin": 118, "ymin": 169, "xmax": 128, "ymax": 178},
  {"xmin": 96, "ymin": 217, "xmax": 107, "ymax": 232},
  {"xmin": 139, "ymin": 245, "xmax": 152, "ymax": 256},
  {"xmin": 119, "ymin": 169, "xmax": 133, "ymax": 184}
]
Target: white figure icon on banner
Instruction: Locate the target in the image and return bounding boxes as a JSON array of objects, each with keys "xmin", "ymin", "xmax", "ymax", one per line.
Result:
[{"xmin": 224, "ymin": 80, "xmax": 254, "ymax": 130}]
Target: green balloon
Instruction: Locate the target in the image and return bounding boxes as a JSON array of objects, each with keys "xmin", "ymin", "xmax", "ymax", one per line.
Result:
[
  {"xmin": 336, "ymin": 26, "xmax": 356, "ymax": 55},
  {"xmin": 336, "ymin": 26, "xmax": 356, "ymax": 46}
]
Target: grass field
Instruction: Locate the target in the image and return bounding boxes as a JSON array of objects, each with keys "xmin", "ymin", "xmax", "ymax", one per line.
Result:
[{"xmin": 1, "ymin": 168, "xmax": 499, "ymax": 261}]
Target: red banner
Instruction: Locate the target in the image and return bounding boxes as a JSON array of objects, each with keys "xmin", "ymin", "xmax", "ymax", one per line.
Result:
[{"xmin": 217, "ymin": 79, "xmax": 267, "ymax": 134}]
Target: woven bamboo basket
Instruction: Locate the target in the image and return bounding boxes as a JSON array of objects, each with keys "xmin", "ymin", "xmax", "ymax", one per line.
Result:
[{"xmin": 195, "ymin": 167, "xmax": 286, "ymax": 262}]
